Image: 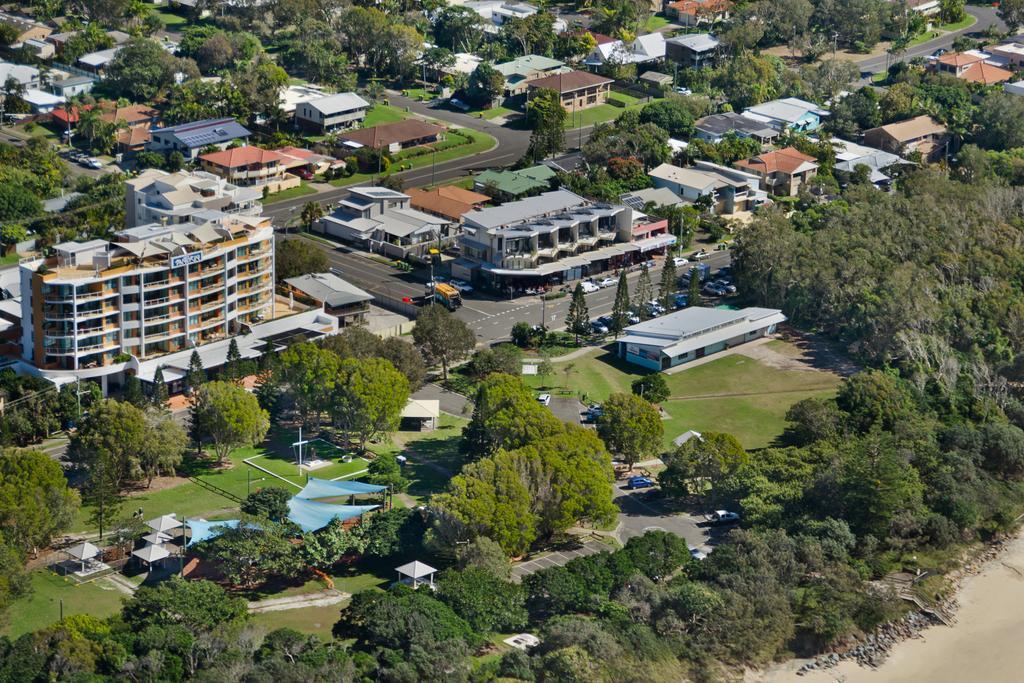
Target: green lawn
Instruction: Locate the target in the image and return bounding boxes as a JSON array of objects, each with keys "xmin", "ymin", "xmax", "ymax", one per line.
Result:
[
  {"xmin": 906, "ymin": 15, "xmax": 977, "ymax": 48},
  {"xmin": 369, "ymin": 415, "xmax": 467, "ymax": 504},
  {"xmin": 524, "ymin": 344, "xmax": 842, "ymax": 449},
  {"xmin": 936, "ymin": 15, "xmax": 976, "ymax": 32},
  {"xmin": 263, "ymin": 182, "xmax": 318, "ymax": 205},
  {"xmin": 566, "ymin": 92, "xmax": 657, "ymax": 129},
  {"xmin": 403, "ymin": 88, "xmax": 440, "ymax": 102},
  {"xmin": 153, "ymin": 8, "xmax": 189, "ymax": 28},
  {"xmin": 362, "ymin": 104, "xmax": 410, "ymax": 128},
  {"xmin": 251, "ymin": 603, "xmax": 342, "ymax": 639},
  {"xmin": 2, "ymin": 570, "xmax": 125, "ymax": 639},
  {"xmin": 645, "ymin": 14, "xmax": 671, "ymax": 31},
  {"xmin": 328, "ymin": 128, "xmax": 497, "ymax": 188},
  {"xmin": 477, "ymin": 106, "xmax": 517, "ymax": 120}
]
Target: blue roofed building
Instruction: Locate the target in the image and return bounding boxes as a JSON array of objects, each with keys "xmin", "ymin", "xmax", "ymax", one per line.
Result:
[
  {"xmin": 742, "ymin": 97, "xmax": 829, "ymax": 133},
  {"xmin": 147, "ymin": 117, "xmax": 252, "ymax": 160}
]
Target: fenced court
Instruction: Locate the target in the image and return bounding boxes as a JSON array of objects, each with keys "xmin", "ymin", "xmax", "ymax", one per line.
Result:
[{"xmin": 244, "ymin": 430, "xmax": 371, "ymax": 489}]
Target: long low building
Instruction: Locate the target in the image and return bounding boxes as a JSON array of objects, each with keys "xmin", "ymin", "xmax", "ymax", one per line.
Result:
[{"xmin": 616, "ymin": 306, "xmax": 787, "ymax": 370}]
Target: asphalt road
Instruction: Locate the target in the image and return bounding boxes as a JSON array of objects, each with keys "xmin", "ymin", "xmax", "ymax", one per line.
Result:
[
  {"xmin": 456, "ymin": 249, "xmax": 732, "ymax": 344},
  {"xmin": 262, "ymin": 92, "xmax": 600, "ymax": 225},
  {"xmin": 857, "ymin": 6, "xmax": 1007, "ymax": 78}
]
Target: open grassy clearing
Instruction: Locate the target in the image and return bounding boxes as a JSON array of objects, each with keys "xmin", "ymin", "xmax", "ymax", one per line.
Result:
[
  {"xmin": 1, "ymin": 570, "xmax": 125, "ymax": 639},
  {"xmin": 565, "ymin": 92, "xmax": 660, "ymax": 129},
  {"xmin": 523, "ymin": 343, "xmax": 842, "ymax": 449},
  {"xmin": 263, "ymin": 182, "xmax": 318, "ymax": 204}
]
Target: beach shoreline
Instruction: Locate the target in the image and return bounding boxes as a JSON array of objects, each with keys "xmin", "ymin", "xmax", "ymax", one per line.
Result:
[{"xmin": 747, "ymin": 530, "xmax": 1024, "ymax": 683}]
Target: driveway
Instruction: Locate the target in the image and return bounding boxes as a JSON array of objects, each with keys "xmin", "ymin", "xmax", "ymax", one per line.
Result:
[
  {"xmin": 548, "ymin": 396, "xmax": 585, "ymax": 425},
  {"xmin": 412, "ymin": 382, "xmax": 470, "ymax": 418}
]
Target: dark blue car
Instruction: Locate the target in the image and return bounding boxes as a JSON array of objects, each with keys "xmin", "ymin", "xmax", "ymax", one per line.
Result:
[{"xmin": 625, "ymin": 476, "xmax": 656, "ymax": 490}]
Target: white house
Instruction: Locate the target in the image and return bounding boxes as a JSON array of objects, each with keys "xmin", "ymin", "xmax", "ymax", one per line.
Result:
[{"xmin": 294, "ymin": 92, "xmax": 370, "ymax": 133}]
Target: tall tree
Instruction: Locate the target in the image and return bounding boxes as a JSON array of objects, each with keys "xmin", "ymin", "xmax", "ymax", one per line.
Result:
[
  {"xmin": 0, "ymin": 449, "xmax": 78, "ymax": 554},
  {"xmin": 280, "ymin": 342, "xmax": 341, "ymax": 429},
  {"xmin": 596, "ymin": 392, "xmax": 663, "ymax": 470},
  {"xmin": 658, "ymin": 257, "xmax": 677, "ymax": 310},
  {"xmin": 140, "ymin": 410, "xmax": 187, "ymax": 487},
  {"xmin": 300, "ymin": 201, "xmax": 324, "ymax": 232},
  {"xmin": 185, "ymin": 350, "xmax": 206, "ymax": 393},
  {"xmin": 1000, "ymin": 0, "xmax": 1024, "ymax": 31},
  {"xmin": 223, "ymin": 338, "xmax": 243, "ymax": 383},
  {"xmin": 610, "ymin": 270, "xmax": 630, "ymax": 337},
  {"xmin": 276, "ymin": 238, "xmax": 329, "ymax": 282},
  {"xmin": 634, "ymin": 263, "xmax": 654, "ymax": 319},
  {"xmin": 151, "ymin": 365, "xmax": 169, "ymax": 408},
  {"xmin": 566, "ymin": 283, "xmax": 591, "ymax": 344},
  {"xmin": 331, "ymin": 358, "xmax": 410, "ymax": 450},
  {"xmin": 191, "ymin": 381, "xmax": 270, "ymax": 464},
  {"xmin": 412, "ymin": 305, "xmax": 476, "ymax": 380},
  {"xmin": 526, "ymin": 87, "xmax": 566, "ymax": 161},
  {"xmin": 687, "ymin": 266, "xmax": 701, "ymax": 307},
  {"xmin": 71, "ymin": 399, "xmax": 148, "ymax": 489},
  {"xmin": 660, "ymin": 432, "xmax": 747, "ymax": 503},
  {"xmin": 123, "ymin": 374, "xmax": 146, "ymax": 407}
]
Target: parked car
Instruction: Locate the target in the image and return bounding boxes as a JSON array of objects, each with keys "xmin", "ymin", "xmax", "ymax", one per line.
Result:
[
  {"xmin": 689, "ymin": 547, "xmax": 707, "ymax": 560},
  {"xmin": 674, "ymin": 86, "xmax": 693, "ymax": 95},
  {"xmin": 645, "ymin": 301, "xmax": 665, "ymax": 317},
  {"xmin": 596, "ymin": 276, "xmax": 617, "ymax": 288},
  {"xmin": 702, "ymin": 282, "xmax": 726, "ymax": 296},
  {"xmin": 449, "ymin": 97, "xmax": 470, "ymax": 111},
  {"xmin": 626, "ymin": 312, "xmax": 640, "ymax": 325},
  {"xmin": 713, "ymin": 279, "xmax": 736, "ymax": 294},
  {"xmin": 596, "ymin": 315, "xmax": 613, "ymax": 327},
  {"xmin": 625, "ymin": 476, "xmax": 656, "ymax": 490},
  {"xmin": 691, "ymin": 249, "xmax": 710, "ymax": 260},
  {"xmin": 672, "ymin": 256, "xmax": 689, "ymax": 267},
  {"xmin": 292, "ymin": 168, "xmax": 314, "ymax": 181},
  {"xmin": 590, "ymin": 320, "xmax": 609, "ymax": 334},
  {"xmin": 587, "ymin": 403, "xmax": 603, "ymax": 418},
  {"xmin": 84, "ymin": 157, "xmax": 103, "ymax": 169},
  {"xmin": 537, "ymin": 393, "xmax": 551, "ymax": 406},
  {"xmin": 580, "ymin": 281, "xmax": 600, "ymax": 294},
  {"xmin": 449, "ymin": 279, "xmax": 474, "ymax": 294},
  {"xmin": 674, "ymin": 293, "xmax": 688, "ymax": 309},
  {"xmin": 708, "ymin": 510, "xmax": 740, "ymax": 525}
]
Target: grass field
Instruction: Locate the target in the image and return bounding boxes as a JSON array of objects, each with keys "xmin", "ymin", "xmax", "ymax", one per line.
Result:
[
  {"xmin": 645, "ymin": 14, "xmax": 671, "ymax": 31},
  {"xmin": 369, "ymin": 414, "xmax": 468, "ymax": 504},
  {"xmin": 478, "ymin": 106, "xmax": 518, "ymax": 120},
  {"xmin": 362, "ymin": 104, "xmax": 410, "ymax": 128},
  {"xmin": 566, "ymin": 92, "xmax": 657, "ymax": 129},
  {"xmin": 328, "ymin": 128, "xmax": 498, "ymax": 188},
  {"xmin": 1, "ymin": 570, "xmax": 125, "ymax": 639},
  {"xmin": 263, "ymin": 182, "xmax": 318, "ymax": 205},
  {"xmin": 154, "ymin": 8, "xmax": 189, "ymax": 28},
  {"xmin": 524, "ymin": 344, "xmax": 841, "ymax": 449},
  {"xmin": 403, "ymin": 88, "xmax": 440, "ymax": 102}
]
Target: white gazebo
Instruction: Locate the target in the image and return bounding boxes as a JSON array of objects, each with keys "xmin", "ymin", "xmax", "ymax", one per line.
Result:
[
  {"xmin": 132, "ymin": 543, "xmax": 171, "ymax": 572},
  {"xmin": 64, "ymin": 541, "xmax": 101, "ymax": 574},
  {"xmin": 146, "ymin": 514, "xmax": 182, "ymax": 534},
  {"xmin": 141, "ymin": 531, "xmax": 172, "ymax": 545},
  {"xmin": 673, "ymin": 430, "xmax": 703, "ymax": 447},
  {"xmin": 401, "ymin": 399, "xmax": 440, "ymax": 431},
  {"xmin": 395, "ymin": 560, "xmax": 437, "ymax": 589}
]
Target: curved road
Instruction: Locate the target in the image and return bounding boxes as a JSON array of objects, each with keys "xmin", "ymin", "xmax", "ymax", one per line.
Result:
[
  {"xmin": 263, "ymin": 92, "xmax": 602, "ymax": 224},
  {"xmin": 858, "ymin": 5, "xmax": 1007, "ymax": 78}
]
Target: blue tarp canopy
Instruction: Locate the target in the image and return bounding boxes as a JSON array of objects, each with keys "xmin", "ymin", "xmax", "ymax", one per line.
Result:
[
  {"xmin": 286, "ymin": 497, "xmax": 379, "ymax": 533},
  {"xmin": 185, "ymin": 519, "xmax": 241, "ymax": 546},
  {"xmin": 296, "ymin": 477, "xmax": 386, "ymax": 500}
]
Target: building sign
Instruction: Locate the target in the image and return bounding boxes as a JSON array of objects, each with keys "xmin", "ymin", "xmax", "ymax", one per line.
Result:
[{"xmin": 170, "ymin": 252, "xmax": 203, "ymax": 269}]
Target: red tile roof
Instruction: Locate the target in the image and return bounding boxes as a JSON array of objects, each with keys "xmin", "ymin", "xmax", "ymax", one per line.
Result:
[
  {"xmin": 51, "ymin": 102, "xmax": 158, "ymax": 127},
  {"xmin": 198, "ymin": 145, "xmax": 285, "ymax": 168},
  {"xmin": 937, "ymin": 51, "xmax": 985, "ymax": 67},
  {"xmin": 735, "ymin": 147, "xmax": 818, "ymax": 175},
  {"xmin": 960, "ymin": 61, "xmax": 1014, "ymax": 84},
  {"xmin": 407, "ymin": 186, "xmax": 490, "ymax": 221}
]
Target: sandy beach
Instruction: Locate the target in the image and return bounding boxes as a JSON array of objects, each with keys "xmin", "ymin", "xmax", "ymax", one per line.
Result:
[{"xmin": 748, "ymin": 533, "xmax": 1024, "ymax": 683}]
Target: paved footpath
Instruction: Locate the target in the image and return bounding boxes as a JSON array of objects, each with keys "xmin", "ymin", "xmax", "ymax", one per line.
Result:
[{"xmin": 248, "ymin": 589, "xmax": 350, "ymax": 614}]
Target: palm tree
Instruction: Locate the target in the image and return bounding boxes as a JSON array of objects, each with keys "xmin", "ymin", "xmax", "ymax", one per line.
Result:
[{"xmin": 300, "ymin": 201, "xmax": 325, "ymax": 232}]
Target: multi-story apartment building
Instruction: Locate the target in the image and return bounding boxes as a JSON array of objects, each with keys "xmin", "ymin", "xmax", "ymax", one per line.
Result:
[
  {"xmin": 453, "ymin": 189, "xmax": 673, "ymax": 290},
  {"xmin": 19, "ymin": 214, "xmax": 275, "ymax": 391},
  {"xmin": 198, "ymin": 146, "xmax": 301, "ymax": 194},
  {"xmin": 125, "ymin": 169, "xmax": 263, "ymax": 228}
]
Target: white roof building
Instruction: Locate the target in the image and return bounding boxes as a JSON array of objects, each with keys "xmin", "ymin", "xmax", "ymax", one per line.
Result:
[
  {"xmin": 0, "ymin": 60, "xmax": 40, "ymax": 88},
  {"xmin": 616, "ymin": 307, "xmax": 787, "ymax": 370},
  {"xmin": 584, "ymin": 32, "xmax": 665, "ymax": 67}
]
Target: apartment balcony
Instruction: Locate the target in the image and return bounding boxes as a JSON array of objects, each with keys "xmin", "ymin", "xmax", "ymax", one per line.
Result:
[
  {"xmin": 237, "ymin": 266, "xmax": 271, "ymax": 284},
  {"xmin": 145, "ymin": 326, "xmax": 186, "ymax": 343},
  {"xmin": 143, "ymin": 308, "xmax": 185, "ymax": 324},
  {"xmin": 70, "ymin": 305, "xmax": 120, "ymax": 322},
  {"xmin": 74, "ymin": 287, "xmax": 119, "ymax": 303},
  {"xmin": 188, "ymin": 281, "xmax": 226, "ymax": 298},
  {"xmin": 236, "ymin": 247, "xmax": 272, "ymax": 265},
  {"xmin": 143, "ymin": 276, "xmax": 185, "ymax": 290},
  {"xmin": 143, "ymin": 293, "xmax": 185, "ymax": 308},
  {"xmin": 195, "ymin": 297, "xmax": 225, "ymax": 313},
  {"xmin": 74, "ymin": 338, "xmax": 120, "ymax": 355}
]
